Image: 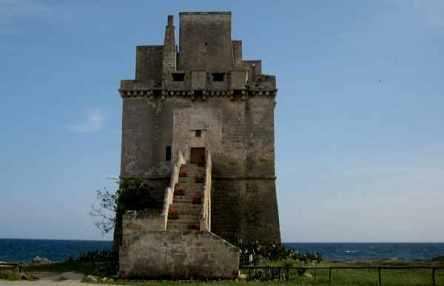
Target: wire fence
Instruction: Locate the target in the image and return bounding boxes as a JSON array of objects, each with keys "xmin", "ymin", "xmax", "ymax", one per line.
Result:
[{"xmin": 241, "ymin": 265, "xmax": 444, "ymax": 286}]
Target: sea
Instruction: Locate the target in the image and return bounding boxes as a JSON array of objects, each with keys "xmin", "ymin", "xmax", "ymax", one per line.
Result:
[{"xmin": 1, "ymin": 239, "xmax": 444, "ymax": 263}]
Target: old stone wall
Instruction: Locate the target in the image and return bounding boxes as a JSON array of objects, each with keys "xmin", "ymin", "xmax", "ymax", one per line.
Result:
[
  {"xmin": 120, "ymin": 97, "xmax": 172, "ymax": 204},
  {"xmin": 121, "ymin": 97, "xmax": 173, "ymax": 178},
  {"xmin": 120, "ymin": 94, "xmax": 280, "ymax": 243},
  {"xmin": 120, "ymin": 216, "xmax": 240, "ymax": 279},
  {"xmin": 240, "ymin": 96, "xmax": 280, "ymax": 242},
  {"xmin": 119, "ymin": 11, "xmax": 281, "ymax": 246}
]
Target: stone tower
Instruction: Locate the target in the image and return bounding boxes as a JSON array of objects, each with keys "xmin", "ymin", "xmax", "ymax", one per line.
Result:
[{"xmin": 119, "ymin": 12, "xmax": 280, "ymax": 276}]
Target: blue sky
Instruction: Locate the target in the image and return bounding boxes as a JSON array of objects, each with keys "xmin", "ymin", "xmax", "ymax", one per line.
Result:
[{"xmin": 1, "ymin": 0, "xmax": 443, "ymax": 242}]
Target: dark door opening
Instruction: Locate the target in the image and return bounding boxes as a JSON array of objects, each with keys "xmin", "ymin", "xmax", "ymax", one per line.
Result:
[{"xmin": 190, "ymin": 147, "xmax": 206, "ymax": 166}]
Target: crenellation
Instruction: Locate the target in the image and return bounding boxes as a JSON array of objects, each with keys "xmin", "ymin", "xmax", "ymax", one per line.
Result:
[
  {"xmin": 232, "ymin": 40, "xmax": 243, "ymax": 66},
  {"xmin": 135, "ymin": 46, "xmax": 163, "ymax": 83},
  {"xmin": 162, "ymin": 16, "xmax": 176, "ymax": 76}
]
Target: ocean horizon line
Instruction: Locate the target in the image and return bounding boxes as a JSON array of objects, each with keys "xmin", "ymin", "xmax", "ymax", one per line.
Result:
[{"xmin": 1, "ymin": 238, "xmax": 444, "ymax": 244}]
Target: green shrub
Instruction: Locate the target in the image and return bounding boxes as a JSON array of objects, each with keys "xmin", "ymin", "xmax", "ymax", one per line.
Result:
[
  {"xmin": 238, "ymin": 241, "xmax": 322, "ymax": 266},
  {"xmin": 117, "ymin": 177, "xmax": 161, "ymax": 211},
  {"xmin": 0, "ymin": 270, "xmax": 21, "ymax": 281}
]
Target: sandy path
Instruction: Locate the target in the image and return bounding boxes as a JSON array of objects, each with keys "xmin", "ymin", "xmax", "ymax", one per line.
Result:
[
  {"xmin": 0, "ymin": 281, "xmax": 94, "ymax": 286},
  {"xmin": 0, "ymin": 272, "xmax": 111, "ymax": 286}
]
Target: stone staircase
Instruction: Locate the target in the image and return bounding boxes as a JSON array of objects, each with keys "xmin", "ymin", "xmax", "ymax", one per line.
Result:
[
  {"xmin": 121, "ymin": 151, "xmax": 240, "ymax": 279},
  {"xmin": 167, "ymin": 163, "xmax": 205, "ymax": 231}
]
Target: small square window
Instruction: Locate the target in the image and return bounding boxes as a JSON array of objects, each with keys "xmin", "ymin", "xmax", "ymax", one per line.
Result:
[
  {"xmin": 165, "ymin": 145, "xmax": 172, "ymax": 161},
  {"xmin": 212, "ymin": 73, "xmax": 225, "ymax": 82},
  {"xmin": 195, "ymin": 130, "xmax": 202, "ymax": 137},
  {"xmin": 172, "ymin": 73, "xmax": 185, "ymax": 81}
]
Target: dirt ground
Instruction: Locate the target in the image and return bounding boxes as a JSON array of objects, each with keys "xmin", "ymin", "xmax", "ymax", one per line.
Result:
[{"xmin": 0, "ymin": 272, "xmax": 105, "ymax": 286}]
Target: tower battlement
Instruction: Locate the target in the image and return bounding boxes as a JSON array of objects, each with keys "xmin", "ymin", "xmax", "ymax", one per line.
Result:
[{"xmin": 119, "ymin": 12, "xmax": 276, "ymax": 98}]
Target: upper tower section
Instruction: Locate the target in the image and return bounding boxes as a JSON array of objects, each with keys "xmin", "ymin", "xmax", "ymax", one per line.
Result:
[
  {"xmin": 162, "ymin": 15, "xmax": 177, "ymax": 78},
  {"xmin": 120, "ymin": 11, "xmax": 276, "ymax": 98},
  {"xmin": 178, "ymin": 12, "xmax": 232, "ymax": 72}
]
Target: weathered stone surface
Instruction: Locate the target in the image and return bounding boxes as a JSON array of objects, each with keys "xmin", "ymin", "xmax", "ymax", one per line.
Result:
[
  {"xmin": 118, "ymin": 10, "xmax": 280, "ymax": 279},
  {"xmin": 179, "ymin": 12, "xmax": 233, "ymax": 72},
  {"xmin": 120, "ymin": 228, "xmax": 240, "ymax": 279},
  {"xmin": 120, "ymin": 94, "xmax": 280, "ymax": 243}
]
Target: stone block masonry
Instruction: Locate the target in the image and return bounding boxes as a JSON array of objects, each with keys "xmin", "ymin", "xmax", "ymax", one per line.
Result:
[
  {"xmin": 117, "ymin": 11, "xmax": 281, "ymax": 278},
  {"xmin": 120, "ymin": 220, "xmax": 240, "ymax": 279}
]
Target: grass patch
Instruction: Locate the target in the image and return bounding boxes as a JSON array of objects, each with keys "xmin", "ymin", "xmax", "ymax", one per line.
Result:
[
  {"xmin": 22, "ymin": 260, "xmax": 98, "ymax": 275},
  {"xmin": 0, "ymin": 270, "xmax": 21, "ymax": 281},
  {"xmin": 79, "ymin": 266, "xmax": 444, "ymax": 286},
  {"xmin": 11, "ymin": 259, "xmax": 444, "ymax": 285},
  {"xmin": 240, "ymin": 264, "xmax": 444, "ymax": 286}
]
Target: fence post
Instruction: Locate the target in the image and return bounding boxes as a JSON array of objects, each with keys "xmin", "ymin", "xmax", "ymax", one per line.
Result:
[
  {"xmin": 328, "ymin": 267, "xmax": 332, "ymax": 286},
  {"xmin": 378, "ymin": 267, "xmax": 382, "ymax": 286},
  {"xmin": 432, "ymin": 268, "xmax": 436, "ymax": 286}
]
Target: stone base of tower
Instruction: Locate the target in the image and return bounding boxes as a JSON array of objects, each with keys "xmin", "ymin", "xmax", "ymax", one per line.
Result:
[{"xmin": 119, "ymin": 227, "xmax": 239, "ymax": 279}]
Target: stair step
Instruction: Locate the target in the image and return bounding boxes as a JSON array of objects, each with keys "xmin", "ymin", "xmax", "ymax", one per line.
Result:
[
  {"xmin": 173, "ymin": 197, "xmax": 202, "ymax": 203},
  {"xmin": 180, "ymin": 164, "xmax": 205, "ymax": 171},
  {"xmin": 175, "ymin": 182, "xmax": 204, "ymax": 187},
  {"xmin": 175, "ymin": 187, "xmax": 204, "ymax": 193},
  {"xmin": 176, "ymin": 181, "xmax": 204, "ymax": 189},
  {"xmin": 174, "ymin": 186, "xmax": 204, "ymax": 194},
  {"xmin": 168, "ymin": 220, "xmax": 200, "ymax": 225},
  {"xmin": 167, "ymin": 224, "xmax": 200, "ymax": 232},
  {"xmin": 167, "ymin": 225, "xmax": 186, "ymax": 231},
  {"xmin": 175, "ymin": 213, "xmax": 200, "ymax": 219},
  {"xmin": 167, "ymin": 221, "xmax": 200, "ymax": 231},
  {"xmin": 168, "ymin": 217, "xmax": 200, "ymax": 223},
  {"xmin": 167, "ymin": 218, "xmax": 200, "ymax": 226},
  {"xmin": 172, "ymin": 207, "xmax": 201, "ymax": 216},
  {"xmin": 173, "ymin": 197, "xmax": 203, "ymax": 203},
  {"xmin": 173, "ymin": 197, "xmax": 192, "ymax": 203},
  {"xmin": 171, "ymin": 201, "xmax": 202, "ymax": 210},
  {"xmin": 172, "ymin": 206, "xmax": 200, "ymax": 213},
  {"xmin": 178, "ymin": 160, "xmax": 204, "ymax": 176}
]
